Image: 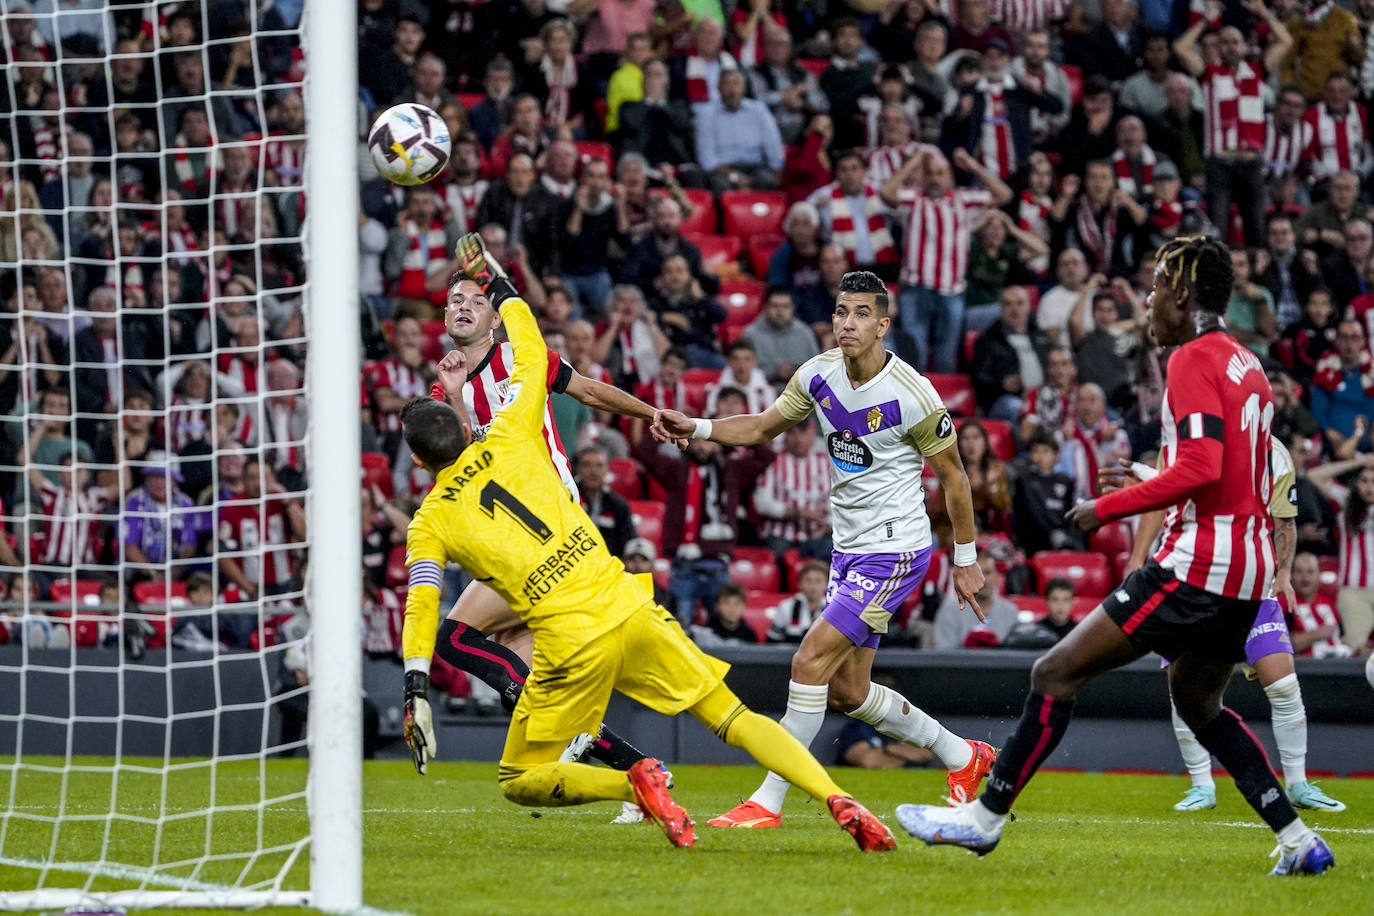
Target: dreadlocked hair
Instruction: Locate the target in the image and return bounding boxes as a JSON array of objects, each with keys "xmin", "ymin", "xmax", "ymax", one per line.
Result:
[{"xmin": 1154, "ymin": 235, "xmax": 1233, "ymax": 315}]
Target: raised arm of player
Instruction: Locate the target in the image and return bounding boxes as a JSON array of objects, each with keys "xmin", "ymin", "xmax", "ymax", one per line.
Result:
[
  {"xmin": 653, "ymin": 403, "xmax": 799, "ymax": 446},
  {"xmin": 924, "ymin": 438, "xmax": 987, "ymax": 622},
  {"xmin": 400, "ymin": 518, "xmax": 445, "ymax": 774}
]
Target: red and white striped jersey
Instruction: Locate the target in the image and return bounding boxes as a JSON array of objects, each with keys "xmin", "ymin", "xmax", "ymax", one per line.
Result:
[
  {"xmin": 431, "ymin": 341, "xmax": 579, "ymax": 498},
  {"xmin": 34, "ymin": 479, "xmax": 107, "ymax": 567},
  {"xmin": 363, "ymin": 358, "xmax": 428, "ymax": 433},
  {"xmin": 1264, "ymin": 114, "xmax": 1310, "ymax": 178},
  {"xmin": 1096, "ymin": 331, "xmax": 1276, "ymax": 600},
  {"xmin": 1287, "ymin": 594, "xmax": 1350, "ymax": 657},
  {"xmin": 895, "ymin": 186, "xmax": 992, "ymax": 294},
  {"xmin": 1331, "ymin": 482, "xmax": 1374, "ymax": 588},
  {"xmin": 262, "ymin": 134, "xmax": 305, "ymax": 188},
  {"xmin": 991, "ymin": 0, "xmax": 1066, "ymax": 34},
  {"xmin": 864, "ymin": 141, "xmax": 926, "ymax": 189},
  {"xmin": 218, "ymin": 495, "xmax": 296, "ymax": 589},
  {"xmin": 1201, "ymin": 61, "xmax": 1266, "ymax": 156},
  {"xmin": 753, "ymin": 447, "xmax": 831, "ymax": 543},
  {"xmin": 1300, "ymin": 102, "xmax": 1370, "ymax": 180}
]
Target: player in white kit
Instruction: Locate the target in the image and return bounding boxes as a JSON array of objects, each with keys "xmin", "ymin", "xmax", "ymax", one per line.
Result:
[{"xmin": 652, "ymin": 271, "xmax": 995, "ymax": 828}]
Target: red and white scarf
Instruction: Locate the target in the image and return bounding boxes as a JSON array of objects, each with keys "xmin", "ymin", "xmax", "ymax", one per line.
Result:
[
  {"xmin": 172, "ymin": 132, "xmax": 217, "ymax": 193},
  {"xmin": 1151, "ymin": 197, "xmax": 1183, "ymax": 234},
  {"xmin": 394, "ymin": 219, "xmax": 447, "ymax": 302},
  {"xmin": 978, "ymin": 75, "xmax": 1016, "ymax": 178},
  {"xmin": 540, "ymin": 54, "xmax": 577, "ymax": 126},
  {"xmin": 1076, "ymin": 197, "xmax": 1117, "ymax": 272},
  {"xmin": 31, "ymin": 117, "xmax": 68, "ymax": 182},
  {"xmin": 1112, "ymin": 145, "xmax": 1156, "ymax": 197},
  {"xmin": 828, "ymin": 183, "xmax": 897, "ymax": 265},
  {"xmin": 685, "ymin": 52, "xmax": 738, "ymax": 104},
  {"xmin": 1313, "ymin": 348, "xmax": 1374, "ymax": 396},
  {"xmin": 1017, "ymin": 189, "xmax": 1051, "ymax": 273}
]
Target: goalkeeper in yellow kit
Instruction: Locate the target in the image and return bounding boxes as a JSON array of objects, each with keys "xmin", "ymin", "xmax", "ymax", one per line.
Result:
[{"xmin": 400, "ymin": 234, "xmax": 894, "ymax": 850}]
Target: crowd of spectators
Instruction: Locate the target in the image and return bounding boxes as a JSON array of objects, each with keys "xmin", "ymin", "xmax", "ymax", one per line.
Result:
[{"xmin": 2, "ymin": 0, "xmax": 1374, "ymax": 669}]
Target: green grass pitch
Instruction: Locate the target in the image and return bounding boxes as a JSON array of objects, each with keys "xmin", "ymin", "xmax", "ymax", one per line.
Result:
[{"xmin": 1, "ymin": 759, "xmax": 1371, "ymax": 915}]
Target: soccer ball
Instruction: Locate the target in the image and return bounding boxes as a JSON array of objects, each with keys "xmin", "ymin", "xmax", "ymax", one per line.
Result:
[{"xmin": 368, "ymin": 103, "xmax": 451, "ymax": 186}]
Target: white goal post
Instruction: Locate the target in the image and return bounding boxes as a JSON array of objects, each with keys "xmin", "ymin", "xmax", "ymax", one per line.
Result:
[{"xmin": 0, "ymin": 0, "xmax": 362, "ymax": 909}]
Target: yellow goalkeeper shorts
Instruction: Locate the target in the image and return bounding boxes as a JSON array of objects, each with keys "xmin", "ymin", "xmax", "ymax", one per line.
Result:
[{"xmin": 510, "ymin": 602, "xmax": 731, "ymax": 746}]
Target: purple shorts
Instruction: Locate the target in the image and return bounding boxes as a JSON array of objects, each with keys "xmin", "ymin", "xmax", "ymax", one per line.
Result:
[
  {"xmin": 1244, "ymin": 598, "xmax": 1293, "ymax": 668},
  {"xmin": 823, "ymin": 548, "xmax": 932, "ymax": 649}
]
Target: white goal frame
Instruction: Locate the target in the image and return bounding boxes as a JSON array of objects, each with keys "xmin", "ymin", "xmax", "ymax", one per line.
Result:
[{"xmin": 0, "ymin": 0, "xmax": 362, "ymax": 909}]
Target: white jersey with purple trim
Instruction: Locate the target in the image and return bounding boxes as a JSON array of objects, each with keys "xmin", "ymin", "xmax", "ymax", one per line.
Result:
[{"xmin": 773, "ymin": 349, "xmax": 956, "ymax": 554}]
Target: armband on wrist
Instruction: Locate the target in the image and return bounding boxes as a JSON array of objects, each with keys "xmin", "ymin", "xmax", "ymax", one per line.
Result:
[
  {"xmin": 404, "ymin": 669, "xmax": 430, "ymax": 702},
  {"xmin": 691, "ymin": 418, "xmax": 713, "ymax": 440},
  {"xmin": 952, "ymin": 541, "xmax": 977, "ymax": 567}
]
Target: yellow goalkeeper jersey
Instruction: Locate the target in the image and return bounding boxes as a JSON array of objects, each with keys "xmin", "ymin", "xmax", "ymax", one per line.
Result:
[{"xmin": 402, "ymin": 296, "xmax": 651, "ymax": 669}]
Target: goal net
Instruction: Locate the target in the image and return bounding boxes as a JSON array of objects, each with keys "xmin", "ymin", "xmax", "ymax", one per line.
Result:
[{"xmin": 0, "ymin": 0, "xmax": 360, "ymax": 909}]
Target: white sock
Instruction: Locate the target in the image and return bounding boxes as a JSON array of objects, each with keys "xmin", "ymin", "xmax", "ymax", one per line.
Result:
[
  {"xmin": 849, "ymin": 683, "xmax": 973, "ymax": 771},
  {"xmin": 1366, "ymin": 655, "xmax": 1374, "ymax": 690},
  {"xmin": 748, "ymin": 680, "xmax": 829, "ymax": 813},
  {"xmin": 1264, "ymin": 673, "xmax": 1307, "ymax": 787},
  {"xmin": 970, "ymin": 798, "xmax": 1006, "ymax": 832},
  {"xmin": 1171, "ymin": 702, "xmax": 1215, "ymax": 788},
  {"xmin": 1276, "ymin": 816, "xmax": 1314, "ymax": 855}
]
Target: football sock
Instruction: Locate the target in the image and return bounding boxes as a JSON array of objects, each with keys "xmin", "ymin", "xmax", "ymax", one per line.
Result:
[
  {"xmin": 1194, "ymin": 707, "xmax": 1299, "ymax": 833},
  {"xmin": 849, "ymin": 683, "xmax": 973, "ymax": 770},
  {"xmin": 435, "ymin": 619, "xmax": 527, "ymax": 712},
  {"xmin": 1276, "ymin": 817, "xmax": 1316, "ymax": 856},
  {"xmin": 498, "ymin": 761, "xmax": 636, "ymax": 807},
  {"xmin": 980, "ymin": 692, "xmax": 1075, "ymax": 816},
  {"xmin": 1366, "ymin": 655, "xmax": 1374, "ymax": 689},
  {"xmin": 747, "ymin": 680, "xmax": 828, "ymax": 813},
  {"xmin": 1263, "ymin": 673, "xmax": 1307, "ymax": 786},
  {"xmin": 702, "ymin": 697, "xmax": 846, "ymax": 805},
  {"xmin": 584, "ymin": 723, "xmax": 649, "ymax": 771},
  {"xmin": 1170, "ymin": 701, "xmax": 1216, "ymax": 788}
]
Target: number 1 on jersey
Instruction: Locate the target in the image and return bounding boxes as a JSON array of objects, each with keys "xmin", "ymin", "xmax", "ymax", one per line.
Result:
[
  {"xmin": 1241, "ymin": 392, "xmax": 1274, "ymax": 505},
  {"xmin": 479, "ymin": 480, "xmax": 554, "ymax": 543}
]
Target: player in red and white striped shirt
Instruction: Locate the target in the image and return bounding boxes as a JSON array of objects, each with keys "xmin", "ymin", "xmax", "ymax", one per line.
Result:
[
  {"xmin": 880, "ymin": 147, "xmax": 1012, "ymax": 373},
  {"xmin": 1300, "ymin": 73, "xmax": 1371, "ymax": 183},
  {"xmin": 1265, "ymin": 87, "xmax": 1310, "ymax": 180},
  {"xmin": 898, "ymin": 236, "xmax": 1332, "ymax": 874},
  {"xmin": 1175, "ymin": 1, "xmax": 1294, "ymax": 247},
  {"xmin": 753, "ymin": 418, "xmax": 831, "ymax": 555}
]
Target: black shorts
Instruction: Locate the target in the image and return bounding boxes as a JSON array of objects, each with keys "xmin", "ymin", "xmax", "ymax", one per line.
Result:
[{"xmin": 1100, "ymin": 560, "xmax": 1264, "ymax": 663}]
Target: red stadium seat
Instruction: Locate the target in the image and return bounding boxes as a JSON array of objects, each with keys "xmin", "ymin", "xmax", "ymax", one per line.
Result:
[
  {"xmin": 653, "ymin": 187, "xmax": 717, "ymax": 234},
  {"xmin": 745, "ymin": 590, "xmax": 790, "ymax": 642},
  {"xmin": 629, "ymin": 501, "xmax": 666, "ymax": 552},
  {"xmin": 573, "ymin": 141, "xmax": 614, "ymax": 173},
  {"xmin": 684, "ymin": 233, "xmax": 743, "ymax": 269},
  {"xmin": 1060, "ymin": 64, "xmax": 1083, "ymax": 105},
  {"xmin": 747, "ymin": 234, "xmax": 784, "ymax": 278},
  {"xmin": 1089, "ymin": 522, "xmax": 1134, "ymax": 559},
  {"xmin": 362, "ymin": 451, "xmax": 393, "ymax": 499},
  {"xmin": 386, "ymin": 544, "xmax": 409, "ymax": 589},
  {"xmin": 955, "ymin": 417, "xmax": 1015, "ymax": 460},
  {"xmin": 1028, "ymin": 551, "xmax": 1113, "ymax": 599},
  {"xmin": 731, "ymin": 546, "xmax": 781, "ymax": 592},
  {"xmin": 606, "ymin": 457, "xmax": 643, "ymax": 501},
  {"xmin": 49, "ymin": 579, "xmax": 103, "ymax": 606},
  {"xmin": 1012, "ymin": 596, "xmax": 1049, "ymax": 620},
  {"xmin": 1023, "ymin": 285, "xmax": 1039, "ymax": 310},
  {"xmin": 720, "ymin": 190, "xmax": 787, "ymax": 238},
  {"xmin": 456, "ymin": 92, "xmax": 485, "ymax": 111},
  {"xmin": 963, "ymin": 330, "xmax": 979, "ymax": 367},
  {"xmin": 133, "ymin": 580, "xmax": 189, "ymax": 610},
  {"xmin": 798, "ymin": 58, "xmax": 828, "ymax": 79},
  {"xmin": 680, "ymin": 367, "xmax": 716, "ymax": 412},
  {"xmin": 719, "ymin": 278, "xmax": 767, "ymax": 327},
  {"xmin": 926, "ymin": 373, "xmax": 977, "ymax": 417},
  {"xmin": 1070, "ymin": 596, "xmax": 1101, "ymax": 622},
  {"xmin": 718, "ymin": 324, "xmax": 748, "ymax": 348},
  {"xmin": 1317, "ymin": 556, "xmax": 1339, "ymax": 598},
  {"xmin": 782, "ymin": 548, "xmax": 806, "ymax": 590}
]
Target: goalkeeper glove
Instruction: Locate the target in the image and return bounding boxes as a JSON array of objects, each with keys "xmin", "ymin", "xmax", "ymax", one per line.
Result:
[
  {"xmin": 403, "ymin": 670, "xmax": 436, "ymax": 775},
  {"xmin": 454, "ymin": 232, "xmax": 509, "ymax": 292}
]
